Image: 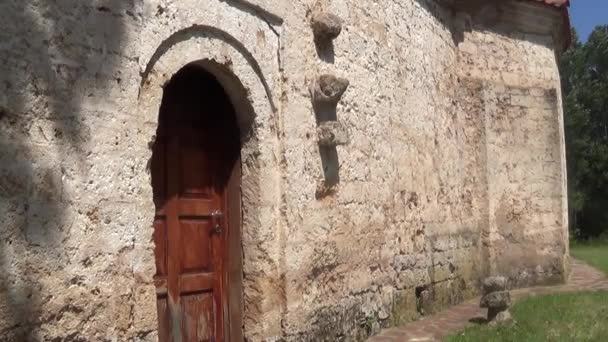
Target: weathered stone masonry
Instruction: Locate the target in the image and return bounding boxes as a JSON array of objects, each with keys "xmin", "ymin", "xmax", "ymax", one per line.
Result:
[{"xmin": 0, "ymin": 0, "xmax": 569, "ymax": 341}]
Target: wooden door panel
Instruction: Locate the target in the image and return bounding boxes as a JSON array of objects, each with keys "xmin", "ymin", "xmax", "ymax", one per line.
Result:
[
  {"xmin": 178, "ymin": 199, "xmax": 214, "ymax": 217},
  {"xmin": 180, "ymin": 148, "xmax": 212, "ymax": 196},
  {"xmin": 179, "ymin": 219, "xmax": 213, "ymax": 273},
  {"xmin": 157, "ymin": 296, "xmax": 171, "ymax": 342},
  {"xmin": 180, "ymin": 273, "xmax": 215, "ymax": 294},
  {"xmin": 181, "ymin": 292, "xmax": 215, "ymax": 342}
]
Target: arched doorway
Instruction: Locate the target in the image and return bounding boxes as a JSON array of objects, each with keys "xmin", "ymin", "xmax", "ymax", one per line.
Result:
[{"xmin": 150, "ymin": 64, "xmax": 242, "ymax": 341}]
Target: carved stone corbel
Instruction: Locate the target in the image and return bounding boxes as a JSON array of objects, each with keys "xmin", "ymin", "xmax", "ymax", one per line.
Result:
[
  {"xmin": 311, "ymin": 12, "xmax": 343, "ymax": 43},
  {"xmin": 310, "ymin": 74, "xmax": 349, "ymax": 105},
  {"xmin": 317, "ymin": 121, "xmax": 350, "ymax": 147}
]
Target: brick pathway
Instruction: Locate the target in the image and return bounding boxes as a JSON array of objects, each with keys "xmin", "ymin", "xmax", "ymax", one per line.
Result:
[{"xmin": 368, "ymin": 259, "xmax": 608, "ymax": 342}]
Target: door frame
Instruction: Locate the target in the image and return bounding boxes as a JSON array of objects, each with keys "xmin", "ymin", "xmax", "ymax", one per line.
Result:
[
  {"xmin": 140, "ymin": 50, "xmax": 282, "ymax": 339},
  {"xmin": 151, "ymin": 64, "xmax": 245, "ymax": 341},
  {"xmin": 224, "ymin": 153, "xmax": 243, "ymax": 342}
]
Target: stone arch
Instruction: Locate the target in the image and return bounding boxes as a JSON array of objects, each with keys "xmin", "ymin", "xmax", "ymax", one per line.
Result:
[
  {"xmin": 137, "ymin": 29, "xmax": 283, "ymax": 340},
  {"xmin": 139, "ymin": 25, "xmax": 278, "ymax": 114}
]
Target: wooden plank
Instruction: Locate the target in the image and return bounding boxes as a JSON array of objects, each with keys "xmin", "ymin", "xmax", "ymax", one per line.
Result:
[
  {"xmin": 153, "ymin": 218, "xmax": 168, "ymax": 277},
  {"xmin": 154, "ymin": 276, "xmax": 168, "ymax": 295},
  {"xmin": 226, "ymin": 155, "xmax": 243, "ymax": 341},
  {"xmin": 178, "ymin": 198, "xmax": 214, "ymax": 217},
  {"xmin": 167, "ymin": 135, "xmax": 183, "ymax": 342},
  {"xmin": 181, "ymin": 292, "xmax": 214, "ymax": 342},
  {"xmin": 180, "ymin": 273, "xmax": 215, "ymax": 294},
  {"xmin": 157, "ymin": 296, "xmax": 171, "ymax": 342},
  {"xmin": 179, "ymin": 219, "xmax": 212, "ymax": 273}
]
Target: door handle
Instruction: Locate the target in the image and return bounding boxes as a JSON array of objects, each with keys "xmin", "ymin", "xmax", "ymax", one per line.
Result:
[{"xmin": 211, "ymin": 210, "xmax": 223, "ymax": 234}]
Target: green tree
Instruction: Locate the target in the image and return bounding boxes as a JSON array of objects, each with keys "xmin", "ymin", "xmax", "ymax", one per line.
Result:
[{"xmin": 560, "ymin": 25, "xmax": 608, "ymax": 239}]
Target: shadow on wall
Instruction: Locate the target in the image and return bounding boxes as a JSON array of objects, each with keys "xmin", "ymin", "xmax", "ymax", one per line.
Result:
[{"xmin": 0, "ymin": 1, "xmax": 135, "ymax": 339}]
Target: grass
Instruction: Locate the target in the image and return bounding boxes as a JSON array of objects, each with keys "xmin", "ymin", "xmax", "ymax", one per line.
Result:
[
  {"xmin": 446, "ymin": 291, "xmax": 608, "ymax": 342},
  {"xmin": 446, "ymin": 241, "xmax": 608, "ymax": 341},
  {"xmin": 571, "ymin": 240, "xmax": 608, "ymax": 276}
]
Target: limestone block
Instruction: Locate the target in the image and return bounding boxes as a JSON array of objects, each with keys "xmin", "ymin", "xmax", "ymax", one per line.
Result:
[
  {"xmin": 311, "ymin": 74, "xmax": 349, "ymax": 105},
  {"xmin": 311, "ymin": 12, "xmax": 343, "ymax": 42},
  {"xmin": 391, "ymin": 289, "xmax": 420, "ymax": 325},
  {"xmin": 482, "ymin": 276, "xmax": 507, "ymax": 295},
  {"xmin": 393, "ymin": 254, "xmax": 416, "ymax": 271},
  {"xmin": 490, "ymin": 310, "xmax": 513, "ymax": 325},
  {"xmin": 317, "ymin": 121, "xmax": 350, "ymax": 146},
  {"xmin": 417, "ymin": 288, "xmax": 433, "ymax": 315},
  {"xmin": 480, "ymin": 290, "xmax": 511, "ymax": 309},
  {"xmin": 432, "ymin": 264, "xmax": 454, "ymax": 283}
]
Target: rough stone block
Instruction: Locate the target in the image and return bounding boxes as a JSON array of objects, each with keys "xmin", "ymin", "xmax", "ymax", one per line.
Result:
[
  {"xmin": 480, "ymin": 290, "xmax": 511, "ymax": 309},
  {"xmin": 432, "ymin": 264, "xmax": 454, "ymax": 283},
  {"xmin": 311, "ymin": 74, "xmax": 350, "ymax": 105},
  {"xmin": 311, "ymin": 12, "xmax": 343, "ymax": 42},
  {"xmin": 490, "ymin": 310, "xmax": 513, "ymax": 325},
  {"xmin": 391, "ymin": 289, "xmax": 420, "ymax": 325},
  {"xmin": 417, "ymin": 288, "xmax": 433, "ymax": 315},
  {"xmin": 393, "ymin": 254, "xmax": 416, "ymax": 271},
  {"xmin": 317, "ymin": 121, "xmax": 350, "ymax": 146},
  {"xmin": 482, "ymin": 276, "xmax": 507, "ymax": 295}
]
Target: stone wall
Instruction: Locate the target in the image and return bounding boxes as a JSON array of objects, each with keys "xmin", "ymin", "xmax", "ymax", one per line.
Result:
[
  {"xmin": 454, "ymin": 0, "xmax": 569, "ymax": 288},
  {"xmin": 0, "ymin": 0, "xmax": 568, "ymax": 341},
  {"xmin": 0, "ymin": 1, "xmax": 156, "ymax": 341},
  {"xmin": 278, "ymin": 0, "xmax": 485, "ymax": 340}
]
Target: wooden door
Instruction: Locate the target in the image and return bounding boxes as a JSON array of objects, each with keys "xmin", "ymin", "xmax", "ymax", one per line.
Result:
[{"xmin": 151, "ymin": 66, "xmax": 241, "ymax": 342}]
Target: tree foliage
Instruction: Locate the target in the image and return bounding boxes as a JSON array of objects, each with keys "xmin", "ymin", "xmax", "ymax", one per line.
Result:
[{"xmin": 559, "ymin": 25, "xmax": 608, "ymax": 239}]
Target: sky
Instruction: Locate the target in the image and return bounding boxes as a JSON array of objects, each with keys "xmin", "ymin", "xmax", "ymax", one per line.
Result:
[{"xmin": 569, "ymin": 1, "xmax": 608, "ymax": 42}]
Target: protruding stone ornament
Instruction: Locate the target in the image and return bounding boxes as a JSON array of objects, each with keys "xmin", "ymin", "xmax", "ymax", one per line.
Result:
[
  {"xmin": 311, "ymin": 12, "xmax": 343, "ymax": 42},
  {"xmin": 309, "ymin": 72, "xmax": 349, "ymax": 198},
  {"xmin": 480, "ymin": 276, "xmax": 512, "ymax": 325},
  {"xmin": 317, "ymin": 121, "xmax": 350, "ymax": 146},
  {"xmin": 311, "ymin": 74, "xmax": 350, "ymax": 105},
  {"xmin": 480, "ymin": 291, "xmax": 511, "ymax": 309},
  {"xmin": 482, "ymin": 276, "xmax": 507, "ymax": 295}
]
